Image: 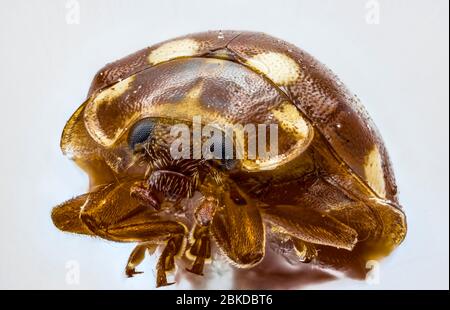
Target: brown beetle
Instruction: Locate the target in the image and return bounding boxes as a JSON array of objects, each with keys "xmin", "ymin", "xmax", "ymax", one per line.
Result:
[{"xmin": 52, "ymin": 31, "xmax": 406, "ymax": 288}]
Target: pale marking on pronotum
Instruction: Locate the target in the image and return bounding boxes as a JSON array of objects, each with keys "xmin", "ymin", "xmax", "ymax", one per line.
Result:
[{"xmin": 84, "ymin": 75, "xmax": 136, "ymax": 147}]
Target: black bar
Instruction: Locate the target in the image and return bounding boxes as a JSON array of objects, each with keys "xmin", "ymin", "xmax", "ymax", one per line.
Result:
[{"xmin": 0, "ymin": 290, "xmax": 448, "ymax": 308}]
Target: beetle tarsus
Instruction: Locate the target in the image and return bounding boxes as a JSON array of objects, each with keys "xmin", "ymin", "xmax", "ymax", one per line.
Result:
[
  {"xmin": 186, "ymin": 226, "xmax": 211, "ymax": 276},
  {"xmin": 156, "ymin": 236, "xmax": 184, "ymax": 287}
]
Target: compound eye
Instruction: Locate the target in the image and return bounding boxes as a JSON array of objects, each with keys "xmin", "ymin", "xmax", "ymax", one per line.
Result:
[{"xmin": 128, "ymin": 119, "xmax": 155, "ymax": 150}]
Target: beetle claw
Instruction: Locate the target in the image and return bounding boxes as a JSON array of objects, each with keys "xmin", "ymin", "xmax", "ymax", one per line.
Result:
[{"xmin": 126, "ymin": 268, "xmax": 144, "ymax": 278}]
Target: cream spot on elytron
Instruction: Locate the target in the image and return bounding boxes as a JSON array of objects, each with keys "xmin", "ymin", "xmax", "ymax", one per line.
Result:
[
  {"xmin": 243, "ymin": 102, "xmax": 313, "ymax": 172},
  {"xmin": 84, "ymin": 75, "xmax": 136, "ymax": 147},
  {"xmin": 148, "ymin": 39, "xmax": 200, "ymax": 65},
  {"xmin": 364, "ymin": 145, "xmax": 386, "ymax": 198},
  {"xmin": 246, "ymin": 52, "xmax": 300, "ymax": 85},
  {"xmin": 272, "ymin": 102, "xmax": 311, "ymax": 140}
]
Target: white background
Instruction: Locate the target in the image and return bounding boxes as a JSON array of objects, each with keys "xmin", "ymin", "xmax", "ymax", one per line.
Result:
[{"xmin": 0, "ymin": 0, "xmax": 448, "ymax": 289}]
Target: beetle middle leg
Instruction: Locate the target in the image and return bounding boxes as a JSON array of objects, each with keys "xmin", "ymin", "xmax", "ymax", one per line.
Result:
[
  {"xmin": 186, "ymin": 225, "xmax": 211, "ymax": 275},
  {"xmin": 261, "ymin": 203, "xmax": 358, "ymax": 251},
  {"xmin": 183, "ymin": 194, "xmax": 218, "ymax": 276},
  {"xmin": 259, "ymin": 172, "xmax": 402, "ymax": 276}
]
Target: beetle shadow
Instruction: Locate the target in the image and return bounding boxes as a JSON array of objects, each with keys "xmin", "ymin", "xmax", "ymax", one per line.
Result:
[
  {"xmin": 231, "ymin": 248, "xmax": 337, "ymax": 290},
  {"xmin": 175, "ymin": 247, "xmax": 337, "ymax": 290}
]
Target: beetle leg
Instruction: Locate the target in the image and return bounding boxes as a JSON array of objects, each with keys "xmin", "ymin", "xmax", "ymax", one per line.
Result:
[
  {"xmin": 82, "ymin": 209, "xmax": 187, "ymax": 287},
  {"xmin": 125, "ymin": 242, "xmax": 157, "ymax": 277},
  {"xmin": 52, "ymin": 181, "xmax": 156, "ymax": 237},
  {"xmin": 292, "ymin": 238, "xmax": 318, "ymax": 263},
  {"xmin": 186, "ymin": 225, "xmax": 211, "ymax": 275},
  {"xmin": 155, "ymin": 235, "xmax": 185, "ymax": 287},
  {"xmin": 262, "ymin": 174, "xmax": 399, "ymax": 276},
  {"xmin": 313, "ymin": 140, "xmax": 407, "ymax": 249},
  {"xmin": 261, "ymin": 204, "xmax": 358, "ymax": 250},
  {"xmin": 73, "ymin": 180, "xmax": 187, "ymax": 287},
  {"xmin": 184, "ymin": 193, "xmax": 217, "ymax": 275},
  {"xmin": 211, "ymin": 184, "xmax": 265, "ymax": 268},
  {"xmin": 267, "ymin": 227, "xmax": 319, "ymax": 264},
  {"xmin": 130, "ymin": 181, "xmax": 162, "ymax": 210},
  {"xmin": 51, "ymin": 193, "xmax": 94, "ymax": 236},
  {"xmin": 84, "ymin": 213, "xmax": 187, "ymax": 287}
]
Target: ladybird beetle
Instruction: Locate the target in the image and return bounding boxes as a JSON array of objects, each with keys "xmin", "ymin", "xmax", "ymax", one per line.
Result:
[{"xmin": 52, "ymin": 31, "xmax": 407, "ymax": 287}]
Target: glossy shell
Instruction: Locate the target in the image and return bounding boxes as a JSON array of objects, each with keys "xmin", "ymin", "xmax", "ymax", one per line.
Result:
[
  {"xmin": 65, "ymin": 31, "xmax": 398, "ymax": 205},
  {"xmin": 56, "ymin": 31, "xmax": 407, "ymax": 286}
]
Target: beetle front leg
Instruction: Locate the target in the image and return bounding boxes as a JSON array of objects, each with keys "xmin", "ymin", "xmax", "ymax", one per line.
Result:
[
  {"xmin": 125, "ymin": 242, "xmax": 157, "ymax": 277},
  {"xmin": 51, "ymin": 193, "xmax": 95, "ymax": 236},
  {"xmin": 83, "ymin": 214, "xmax": 187, "ymax": 287},
  {"xmin": 77, "ymin": 181, "xmax": 188, "ymax": 287}
]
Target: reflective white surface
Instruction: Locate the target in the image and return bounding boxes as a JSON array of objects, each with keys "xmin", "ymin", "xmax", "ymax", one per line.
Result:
[{"xmin": 0, "ymin": 0, "xmax": 448, "ymax": 289}]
